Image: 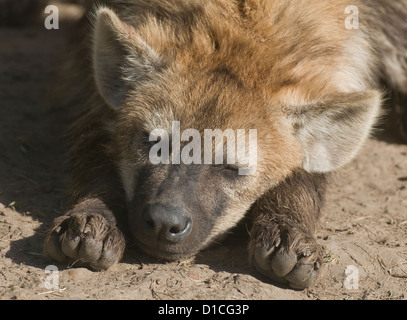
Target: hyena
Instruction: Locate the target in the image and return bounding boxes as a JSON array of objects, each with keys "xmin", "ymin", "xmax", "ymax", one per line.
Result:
[{"xmin": 39, "ymin": 0, "xmax": 407, "ymax": 289}]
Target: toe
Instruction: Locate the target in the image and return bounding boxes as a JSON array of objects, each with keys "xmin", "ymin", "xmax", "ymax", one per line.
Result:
[
  {"xmin": 79, "ymin": 235, "xmax": 103, "ymax": 262},
  {"xmin": 60, "ymin": 229, "xmax": 81, "ymax": 259},
  {"xmin": 91, "ymin": 229, "xmax": 125, "ymax": 270},
  {"xmin": 285, "ymin": 256, "xmax": 321, "ymax": 289},
  {"xmin": 254, "ymin": 246, "xmax": 289, "ymax": 286},
  {"xmin": 270, "ymin": 250, "xmax": 297, "ymax": 277},
  {"xmin": 254, "ymin": 246, "xmax": 275, "ymax": 271},
  {"xmin": 44, "ymin": 232, "xmax": 66, "ymax": 262},
  {"xmin": 44, "ymin": 216, "xmax": 70, "ymax": 261}
]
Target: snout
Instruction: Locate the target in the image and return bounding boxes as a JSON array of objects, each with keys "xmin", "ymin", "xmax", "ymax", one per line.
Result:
[{"xmin": 141, "ymin": 204, "xmax": 192, "ymax": 243}]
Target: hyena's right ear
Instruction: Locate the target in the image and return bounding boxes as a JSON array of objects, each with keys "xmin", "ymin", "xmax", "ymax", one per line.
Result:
[{"xmin": 93, "ymin": 8, "xmax": 162, "ymax": 109}]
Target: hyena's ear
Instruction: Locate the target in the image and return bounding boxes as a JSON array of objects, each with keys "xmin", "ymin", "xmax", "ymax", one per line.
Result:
[
  {"xmin": 93, "ymin": 8, "xmax": 162, "ymax": 109},
  {"xmin": 285, "ymin": 90, "xmax": 382, "ymax": 173}
]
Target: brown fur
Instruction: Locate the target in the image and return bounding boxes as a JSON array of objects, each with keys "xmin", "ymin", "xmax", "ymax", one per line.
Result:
[{"xmin": 40, "ymin": 0, "xmax": 407, "ymax": 289}]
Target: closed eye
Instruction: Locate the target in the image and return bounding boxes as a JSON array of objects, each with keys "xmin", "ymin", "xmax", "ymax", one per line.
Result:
[
  {"xmin": 143, "ymin": 131, "xmax": 167, "ymax": 146},
  {"xmin": 142, "ymin": 134, "xmax": 156, "ymax": 148},
  {"xmin": 212, "ymin": 163, "xmax": 240, "ymax": 175}
]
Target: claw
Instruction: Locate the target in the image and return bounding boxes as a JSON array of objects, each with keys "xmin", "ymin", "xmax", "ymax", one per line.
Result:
[
  {"xmin": 302, "ymin": 248, "xmax": 312, "ymax": 257},
  {"xmin": 275, "ymin": 237, "xmax": 281, "ymax": 248},
  {"xmin": 83, "ymin": 226, "xmax": 92, "ymax": 236}
]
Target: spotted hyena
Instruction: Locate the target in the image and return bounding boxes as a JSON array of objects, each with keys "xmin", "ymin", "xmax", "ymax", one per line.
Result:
[{"xmin": 38, "ymin": 0, "xmax": 407, "ymax": 289}]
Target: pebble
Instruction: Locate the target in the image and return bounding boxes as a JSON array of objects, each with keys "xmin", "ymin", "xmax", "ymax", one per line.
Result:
[
  {"xmin": 187, "ymin": 272, "xmax": 200, "ymax": 281},
  {"xmin": 67, "ymin": 268, "xmax": 93, "ymax": 281}
]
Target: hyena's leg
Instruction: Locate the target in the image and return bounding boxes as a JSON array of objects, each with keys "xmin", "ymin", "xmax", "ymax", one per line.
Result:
[
  {"xmin": 249, "ymin": 170, "xmax": 328, "ymax": 289},
  {"xmin": 43, "ymin": 197, "xmax": 126, "ymax": 270}
]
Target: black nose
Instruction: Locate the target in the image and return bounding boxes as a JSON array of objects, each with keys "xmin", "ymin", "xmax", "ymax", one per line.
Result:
[{"xmin": 142, "ymin": 204, "xmax": 192, "ymax": 243}]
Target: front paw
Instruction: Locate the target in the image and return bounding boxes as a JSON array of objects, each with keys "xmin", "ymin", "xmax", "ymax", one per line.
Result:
[
  {"xmin": 43, "ymin": 200, "xmax": 125, "ymax": 270},
  {"xmin": 251, "ymin": 225, "xmax": 322, "ymax": 290}
]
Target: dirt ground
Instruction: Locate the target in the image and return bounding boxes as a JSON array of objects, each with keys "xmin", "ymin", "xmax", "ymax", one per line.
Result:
[{"xmin": 0, "ymin": 4, "xmax": 406, "ymax": 300}]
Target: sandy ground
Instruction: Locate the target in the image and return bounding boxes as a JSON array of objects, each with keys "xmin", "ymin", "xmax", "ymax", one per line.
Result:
[{"xmin": 0, "ymin": 5, "xmax": 406, "ymax": 300}]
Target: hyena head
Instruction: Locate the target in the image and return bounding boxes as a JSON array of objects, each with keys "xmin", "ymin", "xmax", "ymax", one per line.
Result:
[{"xmin": 92, "ymin": 7, "xmax": 381, "ymax": 259}]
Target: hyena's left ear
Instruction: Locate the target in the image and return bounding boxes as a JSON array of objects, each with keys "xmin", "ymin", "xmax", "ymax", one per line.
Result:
[
  {"xmin": 92, "ymin": 8, "xmax": 162, "ymax": 109},
  {"xmin": 285, "ymin": 90, "xmax": 382, "ymax": 173}
]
